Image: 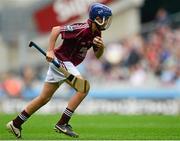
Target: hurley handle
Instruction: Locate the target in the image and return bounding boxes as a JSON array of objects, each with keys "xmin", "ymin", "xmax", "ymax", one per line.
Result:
[{"xmin": 29, "ymin": 41, "xmax": 60, "ymax": 68}]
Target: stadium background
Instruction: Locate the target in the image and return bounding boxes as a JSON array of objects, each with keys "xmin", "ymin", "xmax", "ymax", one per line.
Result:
[{"xmin": 0, "ymin": 0, "xmax": 180, "ymax": 115}]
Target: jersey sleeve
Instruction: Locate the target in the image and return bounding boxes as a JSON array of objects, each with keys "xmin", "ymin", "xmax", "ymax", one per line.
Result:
[
  {"xmin": 60, "ymin": 25, "xmax": 77, "ymax": 39},
  {"xmin": 60, "ymin": 23, "xmax": 90, "ymax": 39}
]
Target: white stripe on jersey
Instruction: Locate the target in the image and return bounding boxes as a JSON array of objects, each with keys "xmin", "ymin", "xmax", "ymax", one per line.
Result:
[{"xmin": 60, "ymin": 23, "xmax": 89, "ymax": 32}]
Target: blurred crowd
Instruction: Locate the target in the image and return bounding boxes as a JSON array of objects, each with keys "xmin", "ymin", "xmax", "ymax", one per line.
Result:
[
  {"xmin": 0, "ymin": 65, "xmax": 47, "ymax": 99},
  {"xmin": 0, "ymin": 8, "xmax": 179, "ymax": 99},
  {"xmin": 85, "ymin": 25, "xmax": 180, "ymax": 87}
]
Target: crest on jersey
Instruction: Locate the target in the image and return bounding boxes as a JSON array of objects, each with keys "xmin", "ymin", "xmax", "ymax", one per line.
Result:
[{"xmin": 66, "ymin": 25, "xmax": 74, "ymax": 31}]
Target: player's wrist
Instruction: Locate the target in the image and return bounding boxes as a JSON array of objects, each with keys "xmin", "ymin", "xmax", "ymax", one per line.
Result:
[{"xmin": 47, "ymin": 48, "xmax": 54, "ymax": 52}]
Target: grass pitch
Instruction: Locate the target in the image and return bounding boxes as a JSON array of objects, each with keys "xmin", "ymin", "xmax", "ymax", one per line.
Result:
[{"xmin": 0, "ymin": 114, "xmax": 180, "ymax": 140}]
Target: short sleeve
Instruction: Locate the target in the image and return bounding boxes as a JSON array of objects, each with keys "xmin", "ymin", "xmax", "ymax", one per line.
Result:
[{"xmin": 60, "ymin": 25, "xmax": 81, "ymax": 39}]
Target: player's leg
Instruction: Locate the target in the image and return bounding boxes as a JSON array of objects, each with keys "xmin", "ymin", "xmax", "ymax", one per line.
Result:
[
  {"xmin": 25, "ymin": 82, "xmax": 59, "ymax": 114},
  {"xmin": 6, "ymin": 82, "xmax": 59, "ymax": 138},
  {"xmin": 67, "ymin": 76, "xmax": 88, "ymax": 110},
  {"xmin": 55, "ymin": 74, "xmax": 89, "ymax": 138},
  {"xmin": 6, "ymin": 62, "xmax": 65, "ymax": 138}
]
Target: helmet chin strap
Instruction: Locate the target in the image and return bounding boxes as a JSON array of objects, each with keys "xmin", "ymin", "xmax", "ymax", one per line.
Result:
[
  {"xmin": 94, "ymin": 17, "xmax": 105, "ymax": 26},
  {"xmin": 94, "ymin": 17, "xmax": 106, "ymax": 31},
  {"xmin": 95, "ymin": 23, "xmax": 106, "ymax": 31}
]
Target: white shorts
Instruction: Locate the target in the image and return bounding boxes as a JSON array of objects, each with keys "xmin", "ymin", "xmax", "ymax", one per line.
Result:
[{"xmin": 45, "ymin": 59, "xmax": 81, "ymax": 84}]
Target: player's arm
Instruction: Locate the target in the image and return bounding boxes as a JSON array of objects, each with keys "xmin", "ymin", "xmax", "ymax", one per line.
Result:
[
  {"xmin": 46, "ymin": 26, "xmax": 61, "ymax": 62},
  {"xmin": 93, "ymin": 36, "xmax": 105, "ymax": 59}
]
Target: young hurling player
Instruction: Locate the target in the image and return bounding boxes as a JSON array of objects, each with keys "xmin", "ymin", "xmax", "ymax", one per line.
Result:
[{"xmin": 6, "ymin": 3, "xmax": 112, "ymax": 138}]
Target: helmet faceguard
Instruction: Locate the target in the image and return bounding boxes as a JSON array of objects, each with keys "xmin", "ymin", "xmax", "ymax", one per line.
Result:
[
  {"xmin": 94, "ymin": 15, "xmax": 112, "ymax": 30},
  {"xmin": 89, "ymin": 3, "xmax": 112, "ymax": 30}
]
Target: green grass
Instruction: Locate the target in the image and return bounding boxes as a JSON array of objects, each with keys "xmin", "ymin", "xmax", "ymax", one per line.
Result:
[{"xmin": 0, "ymin": 114, "xmax": 180, "ymax": 140}]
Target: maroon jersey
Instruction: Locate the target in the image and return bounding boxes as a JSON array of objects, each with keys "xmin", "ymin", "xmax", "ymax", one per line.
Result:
[{"xmin": 54, "ymin": 20, "xmax": 101, "ymax": 66}]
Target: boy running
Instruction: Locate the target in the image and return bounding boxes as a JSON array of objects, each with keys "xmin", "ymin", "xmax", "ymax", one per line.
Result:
[{"xmin": 6, "ymin": 3, "xmax": 112, "ymax": 138}]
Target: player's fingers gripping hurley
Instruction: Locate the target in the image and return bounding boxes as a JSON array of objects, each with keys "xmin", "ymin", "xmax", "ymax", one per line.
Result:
[{"xmin": 46, "ymin": 50, "xmax": 55, "ymax": 62}]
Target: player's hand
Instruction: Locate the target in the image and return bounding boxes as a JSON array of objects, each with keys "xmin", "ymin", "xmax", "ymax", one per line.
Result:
[
  {"xmin": 93, "ymin": 36, "xmax": 105, "ymax": 48},
  {"xmin": 46, "ymin": 50, "xmax": 55, "ymax": 62}
]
